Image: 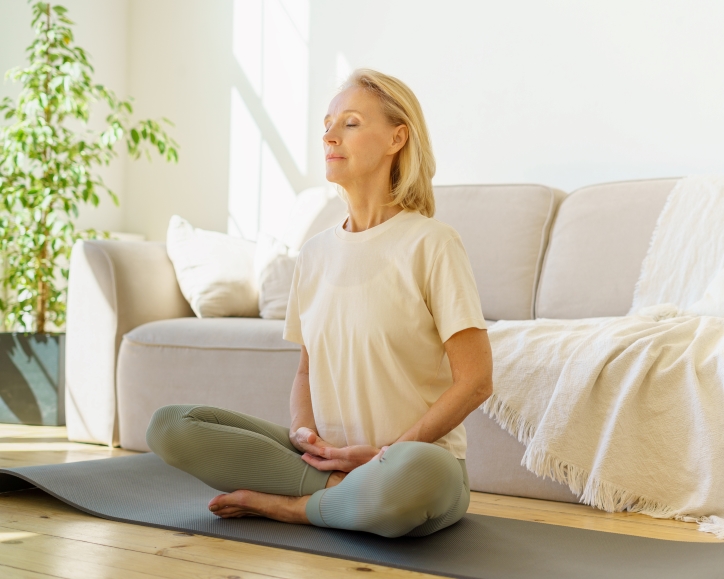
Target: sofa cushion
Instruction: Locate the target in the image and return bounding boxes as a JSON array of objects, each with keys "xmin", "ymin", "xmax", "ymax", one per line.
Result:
[
  {"xmin": 123, "ymin": 317, "xmax": 299, "ymax": 351},
  {"xmin": 118, "ymin": 318, "xmax": 301, "ymax": 452},
  {"xmin": 434, "ymin": 185, "xmax": 565, "ymax": 321},
  {"xmin": 535, "ymin": 178, "xmax": 677, "ymax": 319}
]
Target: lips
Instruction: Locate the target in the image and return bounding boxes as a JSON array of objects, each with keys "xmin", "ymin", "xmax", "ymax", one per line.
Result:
[{"xmin": 326, "ymin": 154, "xmax": 345, "ymax": 161}]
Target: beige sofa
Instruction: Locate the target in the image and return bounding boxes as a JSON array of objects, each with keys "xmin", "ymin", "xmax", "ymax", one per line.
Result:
[{"xmin": 64, "ymin": 177, "xmax": 676, "ymax": 504}]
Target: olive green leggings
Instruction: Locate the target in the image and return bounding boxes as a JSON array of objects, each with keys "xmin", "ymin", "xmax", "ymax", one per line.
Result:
[{"xmin": 145, "ymin": 404, "xmax": 470, "ymax": 538}]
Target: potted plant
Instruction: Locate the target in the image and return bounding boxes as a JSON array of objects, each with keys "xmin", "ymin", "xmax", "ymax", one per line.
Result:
[{"xmin": 0, "ymin": 1, "xmax": 179, "ymax": 425}]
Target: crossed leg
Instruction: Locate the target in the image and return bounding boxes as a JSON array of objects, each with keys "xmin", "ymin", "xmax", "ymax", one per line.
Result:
[{"xmin": 146, "ymin": 404, "xmax": 469, "ymax": 538}]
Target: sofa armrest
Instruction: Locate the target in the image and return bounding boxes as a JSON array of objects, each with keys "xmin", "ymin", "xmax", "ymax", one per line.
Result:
[{"xmin": 65, "ymin": 240, "xmax": 193, "ymax": 446}]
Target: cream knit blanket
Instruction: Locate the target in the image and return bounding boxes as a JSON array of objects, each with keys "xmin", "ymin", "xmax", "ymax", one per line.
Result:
[
  {"xmin": 481, "ymin": 176, "xmax": 724, "ymax": 538},
  {"xmin": 630, "ymin": 175, "xmax": 724, "ymax": 313}
]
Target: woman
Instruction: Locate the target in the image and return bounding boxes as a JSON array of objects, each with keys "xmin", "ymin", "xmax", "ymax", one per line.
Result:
[{"xmin": 146, "ymin": 69, "xmax": 493, "ymax": 538}]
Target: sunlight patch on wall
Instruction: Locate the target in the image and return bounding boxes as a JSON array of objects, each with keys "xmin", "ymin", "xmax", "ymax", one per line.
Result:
[
  {"xmin": 262, "ymin": 0, "xmax": 309, "ymax": 173},
  {"xmin": 259, "ymin": 142, "xmax": 296, "ymax": 240},
  {"xmin": 336, "ymin": 52, "xmax": 352, "ymax": 87},
  {"xmin": 228, "ymin": 0, "xmax": 310, "ymax": 241},
  {"xmin": 228, "ymin": 86, "xmax": 261, "ymax": 239},
  {"xmin": 232, "ymin": 0, "xmax": 262, "ymax": 96}
]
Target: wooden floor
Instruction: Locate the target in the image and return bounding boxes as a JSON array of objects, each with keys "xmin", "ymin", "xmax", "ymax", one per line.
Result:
[{"xmin": 0, "ymin": 425, "xmax": 719, "ymax": 579}]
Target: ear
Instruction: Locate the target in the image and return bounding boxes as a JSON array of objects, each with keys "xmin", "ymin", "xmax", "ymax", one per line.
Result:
[{"xmin": 388, "ymin": 124, "xmax": 408, "ymax": 155}]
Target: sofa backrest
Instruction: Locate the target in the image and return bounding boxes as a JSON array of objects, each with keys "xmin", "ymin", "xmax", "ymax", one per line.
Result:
[
  {"xmin": 434, "ymin": 184, "xmax": 565, "ymax": 321},
  {"xmin": 535, "ymin": 178, "xmax": 677, "ymax": 319}
]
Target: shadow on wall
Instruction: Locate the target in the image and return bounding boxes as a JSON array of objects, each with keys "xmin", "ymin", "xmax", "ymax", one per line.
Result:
[{"xmin": 228, "ymin": 0, "xmax": 350, "ymax": 242}]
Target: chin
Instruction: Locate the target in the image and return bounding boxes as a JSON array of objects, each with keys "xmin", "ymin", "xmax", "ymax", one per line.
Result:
[{"xmin": 325, "ymin": 171, "xmax": 345, "ymax": 186}]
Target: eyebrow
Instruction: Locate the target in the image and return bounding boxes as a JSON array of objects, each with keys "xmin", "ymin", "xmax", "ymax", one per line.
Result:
[{"xmin": 324, "ymin": 109, "xmax": 363, "ymax": 121}]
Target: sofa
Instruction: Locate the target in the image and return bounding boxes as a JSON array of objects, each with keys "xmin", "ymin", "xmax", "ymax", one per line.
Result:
[{"xmin": 64, "ymin": 176, "xmax": 677, "ymax": 505}]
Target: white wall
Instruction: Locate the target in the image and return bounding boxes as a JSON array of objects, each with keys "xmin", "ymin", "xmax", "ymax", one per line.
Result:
[
  {"xmin": 309, "ymin": 0, "xmax": 724, "ymax": 189},
  {"xmin": 3, "ymin": 1, "xmax": 724, "ymax": 241},
  {"xmin": 124, "ymin": 0, "xmax": 235, "ymax": 242},
  {"xmin": 0, "ymin": 0, "xmax": 129, "ymax": 234}
]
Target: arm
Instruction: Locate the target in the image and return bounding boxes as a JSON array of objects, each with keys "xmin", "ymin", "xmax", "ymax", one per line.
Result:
[
  {"xmin": 395, "ymin": 327, "xmax": 493, "ymax": 444},
  {"xmin": 300, "ymin": 326, "xmax": 493, "ymax": 471},
  {"xmin": 288, "ymin": 346, "xmax": 338, "ymax": 454}
]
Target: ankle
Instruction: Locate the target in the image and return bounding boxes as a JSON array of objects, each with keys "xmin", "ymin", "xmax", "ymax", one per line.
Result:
[{"xmin": 325, "ymin": 470, "xmax": 347, "ymax": 489}]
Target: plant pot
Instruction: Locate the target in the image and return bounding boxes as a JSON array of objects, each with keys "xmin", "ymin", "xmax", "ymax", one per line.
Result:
[{"xmin": 0, "ymin": 333, "xmax": 65, "ymax": 426}]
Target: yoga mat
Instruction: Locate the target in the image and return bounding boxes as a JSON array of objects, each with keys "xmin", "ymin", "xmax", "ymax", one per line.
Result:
[{"xmin": 1, "ymin": 453, "xmax": 722, "ymax": 579}]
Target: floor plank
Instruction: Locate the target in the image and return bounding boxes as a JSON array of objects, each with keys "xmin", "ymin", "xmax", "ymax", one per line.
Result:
[
  {"xmin": 0, "ymin": 563, "xmax": 62, "ymax": 579},
  {"xmin": 467, "ymin": 491, "xmax": 719, "ymax": 542},
  {"xmin": 0, "ymin": 423, "xmax": 719, "ymax": 579}
]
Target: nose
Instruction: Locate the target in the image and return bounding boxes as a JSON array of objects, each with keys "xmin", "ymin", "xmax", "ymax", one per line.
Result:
[{"xmin": 323, "ymin": 125, "xmax": 340, "ymax": 146}]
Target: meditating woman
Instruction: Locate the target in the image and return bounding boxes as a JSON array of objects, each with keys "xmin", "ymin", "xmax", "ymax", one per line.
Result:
[{"xmin": 146, "ymin": 69, "xmax": 493, "ymax": 538}]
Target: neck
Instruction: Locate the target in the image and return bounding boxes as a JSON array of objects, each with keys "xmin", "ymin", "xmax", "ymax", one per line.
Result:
[{"xmin": 340, "ymin": 170, "xmax": 402, "ymax": 232}]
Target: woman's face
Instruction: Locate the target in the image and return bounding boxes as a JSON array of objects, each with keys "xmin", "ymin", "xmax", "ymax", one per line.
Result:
[{"xmin": 323, "ymin": 86, "xmax": 407, "ymax": 189}]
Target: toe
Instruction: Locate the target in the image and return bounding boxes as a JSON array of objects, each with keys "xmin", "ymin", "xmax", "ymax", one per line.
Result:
[
  {"xmin": 208, "ymin": 493, "xmax": 229, "ymax": 511},
  {"xmin": 209, "ymin": 490, "xmax": 251, "ymax": 512}
]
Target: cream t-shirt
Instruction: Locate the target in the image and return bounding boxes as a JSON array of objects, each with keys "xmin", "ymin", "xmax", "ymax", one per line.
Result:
[{"xmin": 282, "ymin": 208, "xmax": 487, "ymax": 459}]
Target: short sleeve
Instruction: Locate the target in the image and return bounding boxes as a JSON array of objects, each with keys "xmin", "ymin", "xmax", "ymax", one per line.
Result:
[
  {"xmin": 283, "ymin": 251, "xmax": 305, "ymax": 345},
  {"xmin": 427, "ymin": 235, "xmax": 488, "ymax": 343}
]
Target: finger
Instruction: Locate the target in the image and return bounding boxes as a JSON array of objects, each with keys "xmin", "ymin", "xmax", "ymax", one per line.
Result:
[
  {"xmin": 306, "ymin": 432, "xmax": 337, "ymax": 449},
  {"xmin": 300, "ymin": 442, "xmax": 329, "ymax": 457},
  {"xmin": 371, "ymin": 446, "xmax": 389, "ymax": 462},
  {"xmin": 301, "ymin": 453, "xmax": 347, "ymax": 471},
  {"xmin": 300, "ymin": 452, "xmax": 328, "ymax": 467},
  {"xmin": 294, "ymin": 427, "xmax": 312, "ymax": 443},
  {"xmin": 317, "ymin": 446, "xmax": 349, "ymax": 460},
  {"xmin": 296, "ymin": 429, "xmax": 336, "ymax": 451}
]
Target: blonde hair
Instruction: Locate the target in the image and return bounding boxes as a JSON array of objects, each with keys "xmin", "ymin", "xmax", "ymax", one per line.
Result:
[{"xmin": 338, "ymin": 69, "xmax": 436, "ymax": 217}]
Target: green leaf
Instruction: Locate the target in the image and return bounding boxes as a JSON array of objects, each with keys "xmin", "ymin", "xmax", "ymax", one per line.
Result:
[{"xmin": 0, "ymin": 1, "xmax": 178, "ymax": 332}]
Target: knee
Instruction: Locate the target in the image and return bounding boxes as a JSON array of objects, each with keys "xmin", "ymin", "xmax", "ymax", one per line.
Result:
[
  {"xmin": 145, "ymin": 404, "xmax": 195, "ymax": 463},
  {"xmin": 387, "ymin": 442, "xmax": 461, "ymax": 489},
  {"xmin": 372, "ymin": 443, "xmax": 462, "ymax": 517}
]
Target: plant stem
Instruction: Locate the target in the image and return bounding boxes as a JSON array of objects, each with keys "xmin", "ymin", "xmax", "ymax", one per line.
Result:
[{"xmin": 36, "ymin": 2, "xmax": 53, "ymax": 334}]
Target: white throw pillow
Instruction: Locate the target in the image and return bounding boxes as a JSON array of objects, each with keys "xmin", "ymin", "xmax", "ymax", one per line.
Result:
[
  {"xmin": 281, "ymin": 186, "xmax": 347, "ymax": 251},
  {"xmin": 251, "ymin": 186, "xmax": 346, "ymax": 320},
  {"xmin": 254, "ymin": 233, "xmax": 298, "ymax": 319},
  {"xmin": 166, "ymin": 215, "xmax": 259, "ymax": 318},
  {"xmin": 687, "ymin": 269, "xmax": 724, "ymax": 317}
]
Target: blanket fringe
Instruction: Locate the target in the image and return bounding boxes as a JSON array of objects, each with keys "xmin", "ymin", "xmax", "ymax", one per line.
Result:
[
  {"xmin": 480, "ymin": 393, "xmax": 536, "ymax": 445},
  {"xmin": 697, "ymin": 516, "xmax": 724, "ymax": 539},
  {"xmin": 523, "ymin": 444, "xmax": 678, "ymax": 517},
  {"xmin": 483, "ymin": 394, "xmax": 724, "ymax": 539}
]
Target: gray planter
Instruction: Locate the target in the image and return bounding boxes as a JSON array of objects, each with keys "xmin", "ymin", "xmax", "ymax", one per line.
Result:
[{"xmin": 0, "ymin": 333, "xmax": 65, "ymax": 426}]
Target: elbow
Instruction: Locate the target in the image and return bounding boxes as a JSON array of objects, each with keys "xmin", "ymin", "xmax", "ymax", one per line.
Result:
[{"xmin": 473, "ymin": 377, "xmax": 493, "ymax": 406}]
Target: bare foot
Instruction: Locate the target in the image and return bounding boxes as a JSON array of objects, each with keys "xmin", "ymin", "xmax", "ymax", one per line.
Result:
[
  {"xmin": 208, "ymin": 471, "xmax": 347, "ymax": 522},
  {"xmin": 208, "ymin": 490, "xmax": 310, "ymax": 523}
]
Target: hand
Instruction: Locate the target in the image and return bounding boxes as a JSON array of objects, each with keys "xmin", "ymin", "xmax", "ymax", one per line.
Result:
[
  {"xmin": 300, "ymin": 444, "xmax": 389, "ymax": 472},
  {"xmin": 289, "ymin": 427, "xmax": 337, "ymax": 457}
]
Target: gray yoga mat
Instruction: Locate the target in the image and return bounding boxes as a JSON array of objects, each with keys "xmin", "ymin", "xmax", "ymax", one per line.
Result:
[{"xmin": 1, "ymin": 452, "xmax": 722, "ymax": 579}]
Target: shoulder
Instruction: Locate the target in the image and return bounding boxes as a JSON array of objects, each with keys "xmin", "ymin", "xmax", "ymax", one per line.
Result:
[
  {"xmin": 411, "ymin": 212, "xmax": 460, "ymax": 240},
  {"xmin": 295, "ymin": 210, "xmax": 462, "ymax": 255},
  {"xmin": 401, "ymin": 211, "xmax": 462, "ymax": 255}
]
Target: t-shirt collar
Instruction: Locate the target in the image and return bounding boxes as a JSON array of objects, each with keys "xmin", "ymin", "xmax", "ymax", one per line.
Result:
[{"xmin": 334, "ymin": 208, "xmax": 414, "ymax": 242}]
